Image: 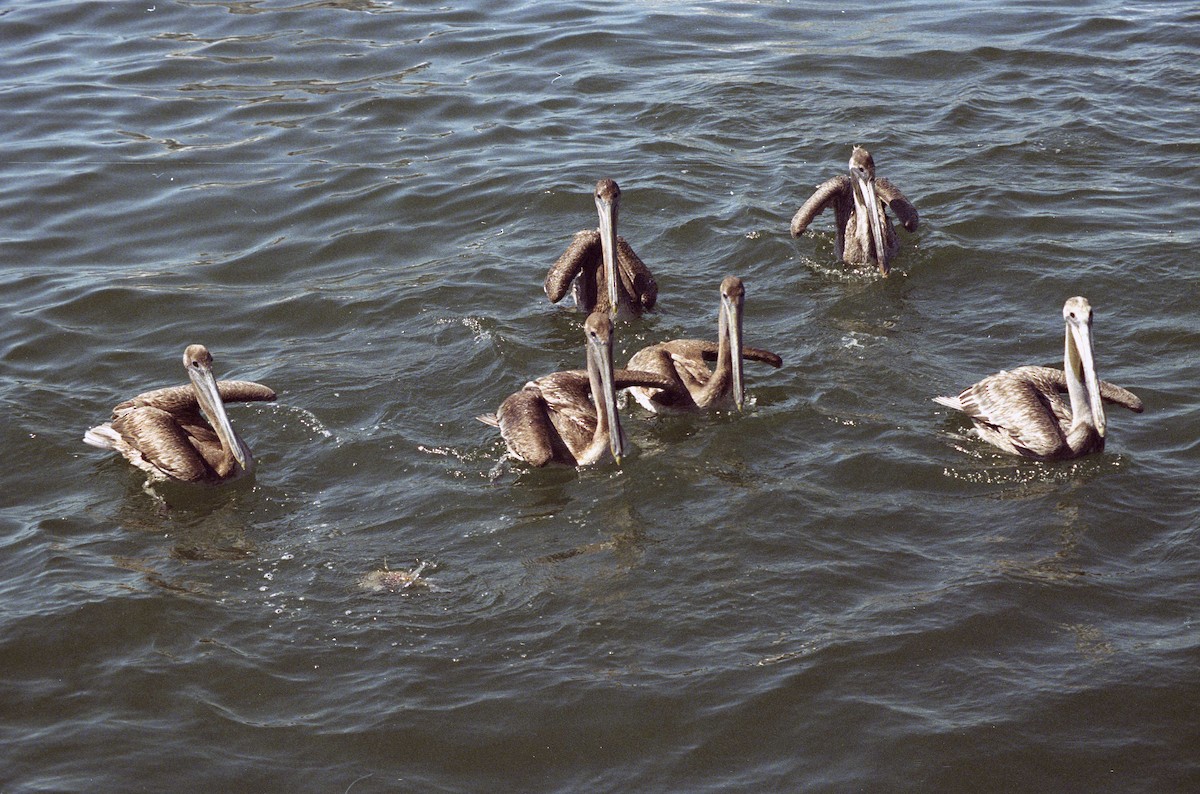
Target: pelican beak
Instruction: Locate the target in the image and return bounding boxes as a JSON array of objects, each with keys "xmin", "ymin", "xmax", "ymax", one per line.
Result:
[
  {"xmin": 590, "ymin": 323, "xmax": 625, "ymax": 464},
  {"xmin": 722, "ymin": 291, "xmax": 746, "ymax": 411},
  {"xmin": 596, "ymin": 192, "xmax": 621, "ymax": 319},
  {"xmin": 1067, "ymin": 312, "xmax": 1106, "ymax": 438},
  {"xmin": 189, "ymin": 360, "xmax": 247, "ymax": 470},
  {"xmin": 855, "ymin": 172, "xmax": 889, "ymax": 276}
]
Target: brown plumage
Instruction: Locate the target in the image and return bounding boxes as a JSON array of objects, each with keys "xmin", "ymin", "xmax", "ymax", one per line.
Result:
[
  {"xmin": 543, "ymin": 178, "xmax": 658, "ymax": 319},
  {"xmin": 477, "ymin": 313, "xmax": 673, "ymax": 467},
  {"xmin": 934, "ymin": 297, "xmax": 1143, "ymax": 459},
  {"xmin": 84, "ymin": 345, "xmax": 275, "ymax": 483},
  {"xmin": 627, "ymin": 276, "xmax": 782, "ymax": 412},
  {"xmin": 789, "ymin": 147, "xmax": 919, "ymax": 276}
]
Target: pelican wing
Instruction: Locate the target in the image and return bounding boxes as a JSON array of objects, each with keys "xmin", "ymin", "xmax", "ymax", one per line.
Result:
[
  {"xmin": 1018, "ymin": 366, "xmax": 1144, "ymax": 413},
  {"xmin": 672, "ymin": 349, "xmax": 717, "ymax": 393},
  {"xmin": 1100, "ymin": 382, "xmax": 1143, "ymax": 412},
  {"xmin": 494, "ymin": 388, "xmax": 560, "ymax": 467},
  {"xmin": 217, "ymin": 381, "xmax": 278, "ymax": 403},
  {"xmin": 110, "ymin": 406, "xmax": 215, "ymax": 482},
  {"xmin": 875, "ymin": 177, "xmax": 919, "ymax": 232},
  {"xmin": 531, "ymin": 371, "xmax": 592, "ymax": 409},
  {"xmin": 114, "ymin": 380, "xmax": 276, "ymax": 416},
  {"xmin": 544, "ymin": 230, "xmax": 601, "ymax": 304},
  {"xmin": 936, "ymin": 369, "xmax": 1067, "ymax": 458},
  {"xmin": 626, "ymin": 343, "xmax": 675, "ymax": 381},
  {"xmin": 527, "ymin": 365, "xmax": 677, "ymax": 410},
  {"xmin": 613, "ymin": 368, "xmax": 678, "ymax": 391},
  {"xmin": 790, "ymin": 175, "xmax": 851, "ymax": 237},
  {"xmin": 688, "ymin": 340, "xmax": 784, "ymax": 368},
  {"xmin": 624, "ymin": 345, "xmax": 693, "ymax": 408},
  {"xmin": 528, "ymin": 371, "xmax": 598, "ymax": 454},
  {"xmin": 615, "ymin": 237, "xmax": 658, "ymax": 310},
  {"xmin": 640, "ymin": 341, "xmax": 713, "ymax": 381},
  {"xmin": 740, "ymin": 346, "xmax": 782, "ymax": 368}
]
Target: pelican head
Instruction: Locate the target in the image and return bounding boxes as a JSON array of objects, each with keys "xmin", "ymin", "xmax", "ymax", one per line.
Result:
[
  {"xmin": 583, "ymin": 312, "xmax": 626, "ymax": 463},
  {"xmin": 849, "ymin": 146, "xmax": 890, "ymax": 276},
  {"xmin": 1062, "ymin": 297, "xmax": 1106, "ymax": 438},
  {"xmin": 183, "ymin": 344, "xmax": 248, "ymax": 471},
  {"xmin": 594, "ymin": 178, "xmax": 622, "ymax": 319},
  {"xmin": 718, "ymin": 276, "xmax": 746, "ymax": 410}
]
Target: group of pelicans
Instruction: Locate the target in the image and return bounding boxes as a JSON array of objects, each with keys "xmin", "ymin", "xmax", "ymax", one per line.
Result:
[{"xmin": 83, "ymin": 147, "xmax": 1144, "ymax": 484}]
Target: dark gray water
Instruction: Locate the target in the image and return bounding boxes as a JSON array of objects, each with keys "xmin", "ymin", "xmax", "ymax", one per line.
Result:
[{"xmin": 3, "ymin": 1, "xmax": 1198, "ymax": 790}]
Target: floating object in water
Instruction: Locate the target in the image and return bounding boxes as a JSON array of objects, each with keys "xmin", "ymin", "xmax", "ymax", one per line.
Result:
[{"xmin": 359, "ymin": 560, "xmax": 433, "ymax": 593}]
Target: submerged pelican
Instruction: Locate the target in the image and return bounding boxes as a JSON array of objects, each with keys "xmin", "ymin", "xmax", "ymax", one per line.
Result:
[
  {"xmin": 477, "ymin": 312, "xmax": 672, "ymax": 467},
  {"xmin": 544, "ymin": 178, "xmax": 658, "ymax": 319},
  {"xmin": 627, "ymin": 276, "xmax": 782, "ymax": 412},
  {"xmin": 934, "ymin": 297, "xmax": 1143, "ymax": 459},
  {"xmin": 84, "ymin": 345, "xmax": 276, "ymax": 483},
  {"xmin": 789, "ymin": 146, "xmax": 919, "ymax": 276}
]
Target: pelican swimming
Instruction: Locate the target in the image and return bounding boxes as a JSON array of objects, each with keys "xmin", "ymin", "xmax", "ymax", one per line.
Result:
[
  {"xmin": 627, "ymin": 276, "xmax": 782, "ymax": 412},
  {"xmin": 934, "ymin": 297, "xmax": 1143, "ymax": 459},
  {"xmin": 477, "ymin": 312, "xmax": 672, "ymax": 467},
  {"xmin": 544, "ymin": 178, "xmax": 658, "ymax": 319},
  {"xmin": 84, "ymin": 344, "xmax": 276, "ymax": 483},
  {"xmin": 789, "ymin": 146, "xmax": 919, "ymax": 276}
]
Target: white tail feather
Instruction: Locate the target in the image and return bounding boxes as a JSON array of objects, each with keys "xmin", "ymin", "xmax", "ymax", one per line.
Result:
[
  {"xmin": 932, "ymin": 395, "xmax": 963, "ymax": 411},
  {"xmin": 83, "ymin": 425, "xmax": 120, "ymax": 449}
]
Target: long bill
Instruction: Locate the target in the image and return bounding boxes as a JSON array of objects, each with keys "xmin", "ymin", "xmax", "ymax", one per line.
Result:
[
  {"xmin": 857, "ymin": 174, "xmax": 890, "ymax": 276},
  {"xmin": 1065, "ymin": 312, "xmax": 1106, "ymax": 438},
  {"xmin": 189, "ymin": 361, "xmax": 248, "ymax": 470},
  {"xmin": 596, "ymin": 191, "xmax": 621, "ymax": 319},
  {"xmin": 586, "ymin": 317, "xmax": 625, "ymax": 464},
  {"xmin": 721, "ymin": 290, "xmax": 745, "ymax": 411}
]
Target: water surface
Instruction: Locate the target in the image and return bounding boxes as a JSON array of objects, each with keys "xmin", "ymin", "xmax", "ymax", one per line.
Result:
[{"xmin": 2, "ymin": 1, "xmax": 1198, "ymax": 791}]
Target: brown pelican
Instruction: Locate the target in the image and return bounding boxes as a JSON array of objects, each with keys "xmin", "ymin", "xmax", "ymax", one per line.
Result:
[
  {"xmin": 83, "ymin": 345, "xmax": 276, "ymax": 482},
  {"xmin": 477, "ymin": 312, "xmax": 673, "ymax": 467},
  {"xmin": 934, "ymin": 297, "xmax": 1143, "ymax": 459},
  {"xmin": 543, "ymin": 178, "xmax": 658, "ymax": 319},
  {"xmin": 789, "ymin": 146, "xmax": 919, "ymax": 276},
  {"xmin": 626, "ymin": 276, "xmax": 782, "ymax": 412}
]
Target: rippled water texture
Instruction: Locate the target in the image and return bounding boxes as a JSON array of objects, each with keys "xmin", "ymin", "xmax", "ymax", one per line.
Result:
[{"xmin": 2, "ymin": 1, "xmax": 1198, "ymax": 790}]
